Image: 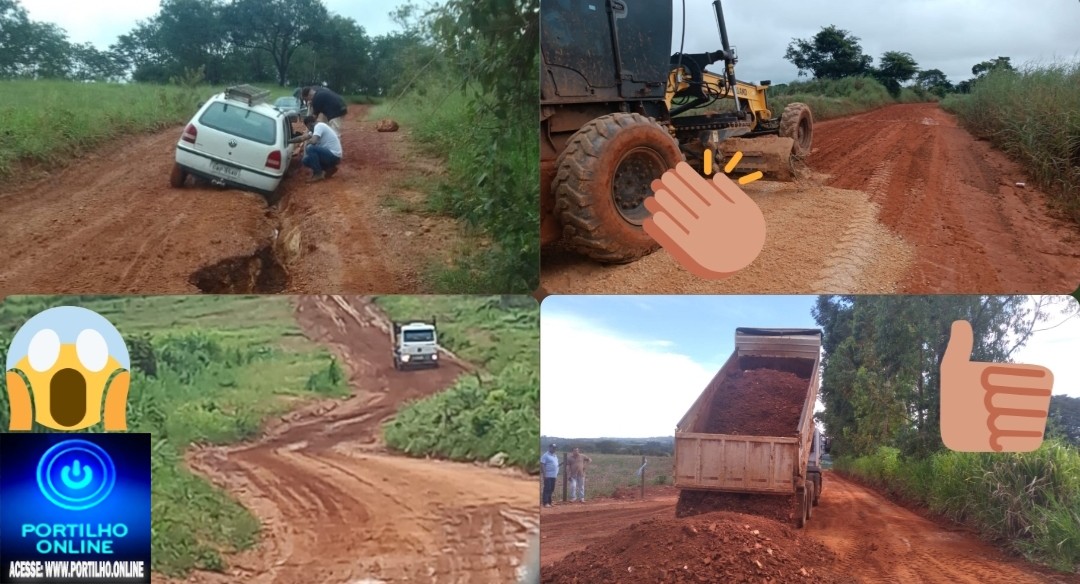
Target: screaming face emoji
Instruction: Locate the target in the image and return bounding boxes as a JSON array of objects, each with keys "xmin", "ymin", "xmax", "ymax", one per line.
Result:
[{"xmin": 5, "ymin": 306, "xmax": 131, "ymax": 431}]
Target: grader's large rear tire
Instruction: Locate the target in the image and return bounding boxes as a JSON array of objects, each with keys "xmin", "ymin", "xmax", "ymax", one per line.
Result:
[
  {"xmin": 553, "ymin": 113, "xmax": 683, "ymax": 263},
  {"xmin": 779, "ymin": 102, "xmax": 813, "ymax": 157}
]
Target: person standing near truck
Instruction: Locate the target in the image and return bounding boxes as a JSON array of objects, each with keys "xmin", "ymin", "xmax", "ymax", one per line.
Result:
[
  {"xmin": 567, "ymin": 447, "xmax": 592, "ymax": 503},
  {"xmin": 301, "ymin": 86, "xmax": 348, "ymax": 136},
  {"xmin": 540, "ymin": 443, "xmax": 559, "ymax": 507}
]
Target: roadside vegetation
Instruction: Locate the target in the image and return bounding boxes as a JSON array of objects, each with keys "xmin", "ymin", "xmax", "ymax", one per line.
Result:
[
  {"xmin": 770, "ymin": 76, "xmax": 933, "ymax": 122},
  {"xmin": 0, "ymin": 296, "xmax": 347, "ymax": 576},
  {"xmin": 370, "ymin": 1, "xmax": 539, "ymax": 293},
  {"xmin": 378, "ymin": 295, "xmax": 539, "ymax": 472},
  {"xmin": 942, "ymin": 63, "xmax": 1080, "ymax": 221},
  {"xmin": 814, "ymin": 294, "xmax": 1080, "ymax": 573}
]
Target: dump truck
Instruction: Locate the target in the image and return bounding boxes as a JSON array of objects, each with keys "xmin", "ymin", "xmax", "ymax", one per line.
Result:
[
  {"xmin": 391, "ymin": 317, "xmax": 440, "ymax": 371},
  {"xmin": 541, "ymin": 0, "xmax": 813, "ymax": 263},
  {"xmin": 674, "ymin": 327, "xmax": 823, "ymax": 527}
]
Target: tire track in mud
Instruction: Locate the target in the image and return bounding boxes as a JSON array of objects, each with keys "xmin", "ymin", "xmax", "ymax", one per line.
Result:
[
  {"xmin": 160, "ymin": 296, "xmax": 537, "ymax": 584},
  {"xmin": 0, "ymin": 109, "xmax": 462, "ymax": 295}
]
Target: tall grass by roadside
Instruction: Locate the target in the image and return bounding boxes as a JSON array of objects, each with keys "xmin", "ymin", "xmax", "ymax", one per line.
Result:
[
  {"xmin": 835, "ymin": 441, "xmax": 1080, "ymax": 572},
  {"xmin": 377, "ymin": 295, "xmax": 539, "ymax": 472},
  {"xmin": 0, "ymin": 296, "xmax": 347, "ymax": 577},
  {"xmin": 769, "ymin": 76, "xmax": 935, "ymax": 121},
  {"xmin": 942, "ymin": 63, "xmax": 1080, "ymax": 221},
  {"xmin": 369, "ymin": 86, "xmax": 538, "ymax": 294},
  {"xmin": 0, "ymin": 81, "xmax": 203, "ymax": 180}
]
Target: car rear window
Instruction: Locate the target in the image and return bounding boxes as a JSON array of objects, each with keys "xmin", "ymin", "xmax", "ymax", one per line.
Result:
[{"xmin": 198, "ymin": 101, "xmax": 277, "ymax": 145}]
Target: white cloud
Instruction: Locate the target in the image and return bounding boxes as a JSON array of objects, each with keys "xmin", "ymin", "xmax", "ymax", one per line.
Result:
[
  {"xmin": 20, "ymin": 0, "xmax": 160, "ymax": 49},
  {"xmin": 1013, "ymin": 308, "xmax": 1080, "ymax": 399},
  {"xmin": 541, "ymin": 313, "xmax": 716, "ymax": 438}
]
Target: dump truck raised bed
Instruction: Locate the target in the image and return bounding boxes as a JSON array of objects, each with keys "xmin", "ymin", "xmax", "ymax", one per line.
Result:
[
  {"xmin": 674, "ymin": 327, "xmax": 823, "ymax": 527},
  {"xmin": 391, "ymin": 317, "xmax": 440, "ymax": 371}
]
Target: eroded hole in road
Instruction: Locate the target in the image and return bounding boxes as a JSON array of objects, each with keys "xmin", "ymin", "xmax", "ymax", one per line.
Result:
[{"xmin": 189, "ymin": 245, "xmax": 288, "ymax": 293}]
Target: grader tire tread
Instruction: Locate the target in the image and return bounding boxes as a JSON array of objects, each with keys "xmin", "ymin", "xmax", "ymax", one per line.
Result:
[
  {"xmin": 553, "ymin": 112, "xmax": 681, "ymax": 263},
  {"xmin": 779, "ymin": 102, "xmax": 813, "ymax": 158}
]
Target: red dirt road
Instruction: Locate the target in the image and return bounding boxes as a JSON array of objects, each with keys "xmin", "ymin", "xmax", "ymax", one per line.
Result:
[
  {"xmin": 157, "ymin": 296, "xmax": 537, "ymax": 584},
  {"xmin": 812, "ymin": 103, "xmax": 1080, "ymax": 293},
  {"xmin": 0, "ymin": 109, "xmax": 462, "ymax": 294},
  {"xmin": 540, "ymin": 474, "xmax": 1078, "ymax": 583},
  {"xmin": 541, "ymin": 103, "xmax": 1080, "ymax": 294}
]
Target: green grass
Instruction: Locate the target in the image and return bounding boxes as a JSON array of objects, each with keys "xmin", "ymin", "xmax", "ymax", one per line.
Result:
[
  {"xmin": 835, "ymin": 441, "xmax": 1080, "ymax": 572},
  {"xmin": 369, "ymin": 88, "xmax": 539, "ymax": 294},
  {"xmin": 0, "ymin": 80, "xmax": 202, "ymax": 179},
  {"xmin": 0, "ymin": 295, "xmax": 347, "ymax": 577},
  {"xmin": 377, "ymin": 295, "xmax": 540, "ymax": 471},
  {"xmin": 769, "ymin": 76, "xmax": 936, "ymax": 121},
  {"xmin": 546, "ymin": 452, "xmax": 670, "ymax": 500},
  {"xmin": 942, "ymin": 63, "xmax": 1080, "ymax": 222}
]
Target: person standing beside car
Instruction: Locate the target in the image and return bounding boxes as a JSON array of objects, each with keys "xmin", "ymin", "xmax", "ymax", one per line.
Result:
[
  {"xmin": 291, "ymin": 115, "xmax": 343, "ymax": 182},
  {"xmin": 301, "ymin": 86, "xmax": 348, "ymax": 136}
]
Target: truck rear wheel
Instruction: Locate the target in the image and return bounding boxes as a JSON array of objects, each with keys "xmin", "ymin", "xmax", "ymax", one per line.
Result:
[
  {"xmin": 805, "ymin": 482, "xmax": 814, "ymax": 520},
  {"xmin": 796, "ymin": 487, "xmax": 807, "ymax": 528},
  {"xmin": 812, "ymin": 474, "xmax": 821, "ymax": 506},
  {"xmin": 553, "ymin": 113, "xmax": 682, "ymax": 263},
  {"xmin": 778, "ymin": 102, "xmax": 813, "ymax": 157}
]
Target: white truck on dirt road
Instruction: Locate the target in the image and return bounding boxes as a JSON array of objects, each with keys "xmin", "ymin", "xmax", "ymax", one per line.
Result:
[
  {"xmin": 391, "ymin": 317, "xmax": 440, "ymax": 371},
  {"xmin": 674, "ymin": 327, "xmax": 824, "ymax": 527}
]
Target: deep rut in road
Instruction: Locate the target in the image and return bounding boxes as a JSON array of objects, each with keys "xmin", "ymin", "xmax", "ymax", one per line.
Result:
[{"xmin": 159, "ymin": 296, "xmax": 538, "ymax": 584}]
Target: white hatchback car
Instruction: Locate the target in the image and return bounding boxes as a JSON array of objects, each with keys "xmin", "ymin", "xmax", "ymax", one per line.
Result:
[{"xmin": 171, "ymin": 85, "xmax": 297, "ymax": 197}]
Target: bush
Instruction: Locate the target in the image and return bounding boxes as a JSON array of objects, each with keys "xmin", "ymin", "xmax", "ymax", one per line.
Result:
[
  {"xmin": 769, "ymin": 76, "xmax": 936, "ymax": 121},
  {"xmin": 941, "ymin": 63, "xmax": 1080, "ymax": 221},
  {"xmin": 836, "ymin": 441, "xmax": 1080, "ymax": 572}
]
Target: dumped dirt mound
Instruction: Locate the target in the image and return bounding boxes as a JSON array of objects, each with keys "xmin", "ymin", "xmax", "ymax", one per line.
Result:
[
  {"xmin": 675, "ymin": 490, "xmax": 798, "ymax": 523},
  {"xmin": 705, "ymin": 369, "xmax": 807, "ymax": 436},
  {"xmin": 541, "ymin": 512, "xmax": 855, "ymax": 584},
  {"xmin": 612, "ymin": 486, "xmax": 642, "ymax": 500}
]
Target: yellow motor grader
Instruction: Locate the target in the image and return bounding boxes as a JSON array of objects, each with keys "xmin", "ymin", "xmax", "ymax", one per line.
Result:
[{"xmin": 540, "ymin": 0, "xmax": 813, "ymax": 262}]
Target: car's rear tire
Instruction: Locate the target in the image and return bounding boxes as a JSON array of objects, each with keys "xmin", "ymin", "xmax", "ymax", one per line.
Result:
[{"xmin": 169, "ymin": 163, "xmax": 188, "ymax": 188}]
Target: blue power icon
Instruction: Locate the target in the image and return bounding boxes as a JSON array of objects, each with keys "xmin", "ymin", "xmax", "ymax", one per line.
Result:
[{"xmin": 36, "ymin": 439, "xmax": 117, "ymax": 511}]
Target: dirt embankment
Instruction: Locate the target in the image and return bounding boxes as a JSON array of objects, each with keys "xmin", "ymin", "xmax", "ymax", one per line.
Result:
[
  {"xmin": 0, "ymin": 109, "xmax": 462, "ymax": 294},
  {"xmin": 540, "ymin": 473, "xmax": 1077, "ymax": 583},
  {"xmin": 156, "ymin": 296, "xmax": 537, "ymax": 584},
  {"xmin": 541, "ymin": 103, "xmax": 1080, "ymax": 294}
]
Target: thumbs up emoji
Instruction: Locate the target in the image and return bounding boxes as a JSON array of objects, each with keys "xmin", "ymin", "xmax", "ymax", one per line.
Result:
[{"xmin": 941, "ymin": 320, "xmax": 1054, "ymax": 452}]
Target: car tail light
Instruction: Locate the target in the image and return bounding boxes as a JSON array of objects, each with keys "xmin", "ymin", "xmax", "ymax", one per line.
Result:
[
  {"xmin": 181, "ymin": 124, "xmax": 197, "ymax": 144},
  {"xmin": 266, "ymin": 150, "xmax": 282, "ymax": 170}
]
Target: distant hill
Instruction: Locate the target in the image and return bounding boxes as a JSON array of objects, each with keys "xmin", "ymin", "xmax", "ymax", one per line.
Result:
[{"xmin": 540, "ymin": 435, "xmax": 673, "ymax": 456}]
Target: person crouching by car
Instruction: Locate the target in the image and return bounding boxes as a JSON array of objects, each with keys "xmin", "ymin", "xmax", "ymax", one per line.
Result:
[
  {"xmin": 301, "ymin": 86, "xmax": 348, "ymax": 136},
  {"xmin": 290, "ymin": 116, "xmax": 342, "ymax": 182}
]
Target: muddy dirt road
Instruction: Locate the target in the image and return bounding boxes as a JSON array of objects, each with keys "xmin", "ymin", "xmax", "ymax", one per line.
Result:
[
  {"xmin": 0, "ymin": 109, "xmax": 462, "ymax": 294},
  {"xmin": 541, "ymin": 103, "xmax": 1080, "ymax": 294},
  {"xmin": 160, "ymin": 296, "xmax": 537, "ymax": 584},
  {"xmin": 540, "ymin": 474, "xmax": 1077, "ymax": 583}
]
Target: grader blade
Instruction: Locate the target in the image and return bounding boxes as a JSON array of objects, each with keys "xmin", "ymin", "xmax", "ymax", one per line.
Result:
[{"xmin": 717, "ymin": 136, "xmax": 797, "ymax": 182}]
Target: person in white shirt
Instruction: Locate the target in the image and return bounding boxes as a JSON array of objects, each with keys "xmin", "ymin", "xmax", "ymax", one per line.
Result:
[
  {"xmin": 540, "ymin": 443, "xmax": 559, "ymax": 507},
  {"xmin": 292, "ymin": 115, "xmax": 343, "ymax": 182}
]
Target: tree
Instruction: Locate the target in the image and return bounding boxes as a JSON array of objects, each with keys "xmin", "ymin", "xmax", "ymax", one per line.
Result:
[
  {"xmin": 1048, "ymin": 395, "xmax": 1080, "ymax": 447},
  {"xmin": 784, "ymin": 25, "xmax": 873, "ymax": 80},
  {"xmin": 972, "ymin": 56, "xmax": 1014, "ymax": 77},
  {"xmin": 916, "ymin": 68, "xmax": 952, "ymax": 98},
  {"xmin": 0, "ymin": 0, "xmax": 74, "ymax": 79},
  {"xmin": 874, "ymin": 51, "xmax": 919, "ymax": 97},
  {"xmin": 223, "ymin": 0, "xmax": 328, "ymax": 86},
  {"xmin": 812, "ymin": 295, "xmax": 1061, "ymax": 457}
]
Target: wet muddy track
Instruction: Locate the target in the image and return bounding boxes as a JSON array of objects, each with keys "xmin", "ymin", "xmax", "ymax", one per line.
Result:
[
  {"xmin": 541, "ymin": 103, "xmax": 1080, "ymax": 294},
  {"xmin": 540, "ymin": 475, "xmax": 1076, "ymax": 583},
  {"xmin": 0, "ymin": 108, "xmax": 461, "ymax": 294},
  {"xmin": 158, "ymin": 296, "xmax": 538, "ymax": 584}
]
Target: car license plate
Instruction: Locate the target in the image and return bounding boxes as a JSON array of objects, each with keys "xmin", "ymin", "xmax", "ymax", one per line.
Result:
[{"xmin": 210, "ymin": 161, "xmax": 240, "ymax": 178}]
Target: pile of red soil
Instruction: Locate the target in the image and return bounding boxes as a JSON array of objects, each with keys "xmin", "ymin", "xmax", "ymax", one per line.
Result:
[
  {"xmin": 675, "ymin": 490, "xmax": 798, "ymax": 524},
  {"xmin": 705, "ymin": 369, "xmax": 808, "ymax": 436},
  {"xmin": 611, "ymin": 487, "xmax": 642, "ymax": 500},
  {"xmin": 541, "ymin": 511, "xmax": 854, "ymax": 584}
]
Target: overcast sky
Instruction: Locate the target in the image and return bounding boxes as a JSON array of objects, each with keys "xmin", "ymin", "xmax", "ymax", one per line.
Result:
[
  {"xmin": 540, "ymin": 295, "xmax": 1080, "ymax": 439},
  {"xmin": 17, "ymin": 0, "xmax": 431, "ymax": 49},
  {"xmin": 670, "ymin": 0, "xmax": 1080, "ymax": 85}
]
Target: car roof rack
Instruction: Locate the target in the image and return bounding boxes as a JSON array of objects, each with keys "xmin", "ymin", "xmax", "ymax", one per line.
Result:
[{"xmin": 224, "ymin": 85, "xmax": 270, "ymax": 106}]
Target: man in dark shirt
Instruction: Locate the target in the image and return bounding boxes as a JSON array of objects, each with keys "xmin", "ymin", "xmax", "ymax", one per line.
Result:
[{"xmin": 301, "ymin": 86, "xmax": 348, "ymax": 136}]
